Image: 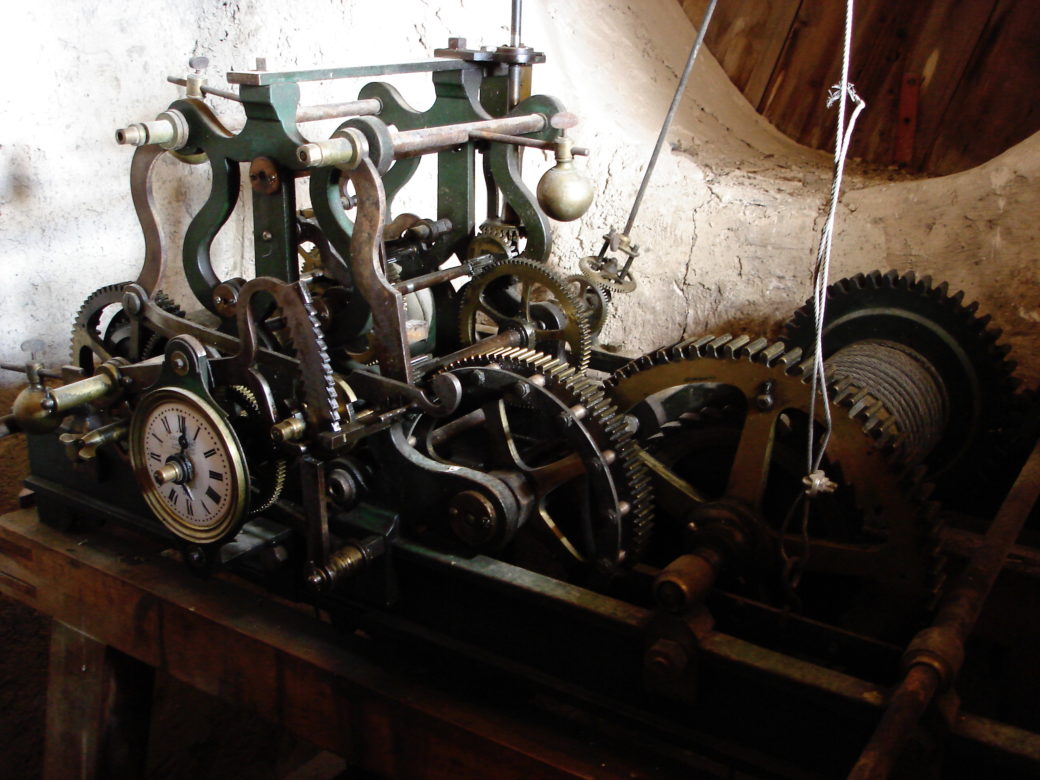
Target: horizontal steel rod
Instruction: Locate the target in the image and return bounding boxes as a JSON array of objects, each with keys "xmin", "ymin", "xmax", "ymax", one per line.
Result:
[
  {"xmin": 391, "ymin": 114, "xmax": 546, "ymax": 158},
  {"xmin": 227, "ymin": 58, "xmax": 477, "ymax": 86}
]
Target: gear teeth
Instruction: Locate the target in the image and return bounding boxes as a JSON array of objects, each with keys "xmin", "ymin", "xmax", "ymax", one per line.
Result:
[
  {"xmin": 459, "ymin": 257, "xmax": 594, "ymax": 372},
  {"xmin": 758, "ymin": 342, "xmax": 786, "ymax": 365},
  {"xmin": 445, "ymin": 346, "xmax": 654, "ymax": 561},
  {"xmin": 605, "ymin": 331, "xmax": 945, "ymax": 604},
  {"xmin": 723, "ymin": 334, "xmax": 751, "ymax": 357},
  {"xmin": 744, "ymin": 337, "xmax": 769, "ymax": 359},
  {"xmin": 705, "ymin": 334, "xmax": 733, "ymax": 356}
]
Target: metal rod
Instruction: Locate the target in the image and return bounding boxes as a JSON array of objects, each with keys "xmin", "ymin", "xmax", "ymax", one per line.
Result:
[
  {"xmin": 166, "ymin": 77, "xmax": 381, "ymax": 123},
  {"xmin": 391, "ymin": 114, "xmax": 546, "ymax": 158},
  {"xmin": 848, "ymin": 438, "xmax": 1040, "ymax": 780},
  {"xmin": 227, "ymin": 59, "xmax": 476, "ymax": 86},
  {"xmin": 393, "ymin": 256, "xmax": 492, "ymax": 296},
  {"xmin": 167, "ymin": 76, "xmax": 242, "ymax": 102},
  {"xmin": 621, "ymin": 0, "xmax": 717, "ymax": 237},
  {"xmin": 510, "ymin": 0, "xmax": 522, "ymax": 47},
  {"xmin": 295, "ymin": 99, "xmax": 382, "ymax": 123},
  {"xmin": 469, "ymin": 129, "xmax": 588, "ymax": 156}
]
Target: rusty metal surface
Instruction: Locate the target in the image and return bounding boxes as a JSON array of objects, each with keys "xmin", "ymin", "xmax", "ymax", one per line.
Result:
[{"xmin": 849, "ymin": 439, "xmax": 1040, "ymax": 780}]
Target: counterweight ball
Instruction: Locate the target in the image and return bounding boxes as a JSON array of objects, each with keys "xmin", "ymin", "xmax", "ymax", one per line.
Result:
[{"xmin": 537, "ymin": 137, "xmax": 593, "ymax": 222}]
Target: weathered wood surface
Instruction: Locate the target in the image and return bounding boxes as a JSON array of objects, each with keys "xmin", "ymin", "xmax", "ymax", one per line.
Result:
[
  {"xmin": 43, "ymin": 623, "xmax": 154, "ymax": 780},
  {"xmin": 677, "ymin": 0, "xmax": 1040, "ymax": 174},
  {"xmin": 0, "ymin": 509, "xmax": 671, "ymax": 779}
]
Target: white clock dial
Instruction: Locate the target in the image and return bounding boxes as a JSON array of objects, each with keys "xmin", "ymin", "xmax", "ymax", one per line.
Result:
[{"xmin": 130, "ymin": 387, "xmax": 248, "ymax": 544}]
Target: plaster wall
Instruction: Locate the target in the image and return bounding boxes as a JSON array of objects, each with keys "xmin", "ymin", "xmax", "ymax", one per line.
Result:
[{"xmin": 0, "ymin": 0, "xmax": 1037, "ymax": 376}]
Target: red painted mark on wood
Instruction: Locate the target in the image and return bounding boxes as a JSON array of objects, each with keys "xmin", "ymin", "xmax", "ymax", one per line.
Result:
[{"xmin": 895, "ymin": 74, "xmax": 922, "ymax": 166}]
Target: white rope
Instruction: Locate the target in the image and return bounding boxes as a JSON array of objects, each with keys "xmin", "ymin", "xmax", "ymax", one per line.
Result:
[{"xmin": 784, "ymin": 0, "xmax": 866, "ymax": 588}]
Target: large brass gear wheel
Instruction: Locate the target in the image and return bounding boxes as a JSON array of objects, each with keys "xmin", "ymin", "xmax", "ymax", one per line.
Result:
[
  {"xmin": 458, "ymin": 258, "xmax": 593, "ymax": 372},
  {"xmin": 604, "ymin": 334, "xmax": 945, "ymax": 617},
  {"xmin": 421, "ymin": 347, "xmax": 653, "ymax": 570}
]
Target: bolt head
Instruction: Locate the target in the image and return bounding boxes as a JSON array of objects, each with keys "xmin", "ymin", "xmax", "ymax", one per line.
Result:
[{"xmin": 170, "ymin": 352, "xmax": 189, "ymax": 376}]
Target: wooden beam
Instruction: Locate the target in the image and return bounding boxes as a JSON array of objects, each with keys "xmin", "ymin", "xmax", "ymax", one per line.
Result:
[
  {"xmin": 0, "ymin": 509, "xmax": 675, "ymax": 779},
  {"xmin": 43, "ymin": 622, "xmax": 154, "ymax": 780}
]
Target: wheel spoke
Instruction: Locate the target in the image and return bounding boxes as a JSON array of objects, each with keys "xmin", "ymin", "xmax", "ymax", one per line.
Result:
[{"xmin": 725, "ymin": 407, "xmax": 781, "ymax": 509}]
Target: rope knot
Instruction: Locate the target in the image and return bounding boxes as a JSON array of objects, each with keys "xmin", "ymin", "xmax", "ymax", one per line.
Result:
[
  {"xmin": 803, "ymin": 469, "xmax": 838, "ymax": 497},
  {"xmin": 826, "ymin": 82, "xmax": 864, "ymax": 109}
]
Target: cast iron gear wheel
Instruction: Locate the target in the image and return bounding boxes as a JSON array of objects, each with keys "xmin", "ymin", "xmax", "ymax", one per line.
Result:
[
  {"xmin": 458, "ymin": 257, "xmax": 593, "ymax": 372},
  {"xmin": 782, "ymin": 269, "xmax": 1020, "ymax": 508},
  {"xmin": 432, "ymin": 346, "xmax": 654, "ymax": 568},
  {"xmin": 604, "ymin": 333, "xmax": 945, "ymax": 614},
  {"xmin": 72, "ymin": 283, "xmax": 185, "ymax": 370},
  {"xmin": 224, "ymin": 385, "xmax": 287, "ymax": 514}
]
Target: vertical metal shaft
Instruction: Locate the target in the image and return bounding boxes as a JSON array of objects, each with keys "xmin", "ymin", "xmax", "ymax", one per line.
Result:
[
  {"xmin": 621, "ymin": 0, "xmax": 717, "ymax": 237},
  {"xmin": 510, "ymin": 0, "xmax": 522, "ymax": 47},
  {"xmin": 507, "ymin": 0, "xmax": 524, "ymax": 109}
]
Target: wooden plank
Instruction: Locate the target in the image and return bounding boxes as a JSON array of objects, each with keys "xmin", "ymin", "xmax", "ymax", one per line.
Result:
[
  {"xmin": 903, "ymin": 0, "xmax": 997, "ymax": 171},
  {"xmin": 843, "ymin": 3, "xmax": 931, "ymax": 165},
  {"xmin": 924, "ymin": 0, "xmax": 1040, "ymax": 174},
  {"xmin": 0, "ymin": 509, "xmax": 678, "ymax": 779},
  {"xmin": 757, "ymin": 0, "xmax": 846, "ymax": 151},
  {"xmin": 680, "ymin": 0, "xmax": 802, "ymax": 107},
  {"xmin": 43, "ymin": 622, "xmax": 154, "ymax": 780}
]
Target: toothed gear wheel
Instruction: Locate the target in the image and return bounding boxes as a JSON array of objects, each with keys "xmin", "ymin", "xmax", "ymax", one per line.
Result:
[
  {"xmin": 604, "ymin": 334, "xmax": 946, "ymax": 613},
  {"xmin": 579, "ymin": 255, "xmax": 637, "ymax": 293},
  {"xmin": 782, "ymin": 269, "xmax": 1020, "ymax": 510},
  {"xmin": 72, "ymin": 283, "xmax": 185, "ymax": 370},
  {"xmin": 458, "ymin": 257, "xmax": 593, "ymax": 372},
  {"xmin": 565, "ymin": 274, "xmax": 609, "ymax": 336},
  {"xmin": 224, "ymin": 385, "xmax": 287, "ymax": 515},
  {"xmin": 428, "ymin": 347, "xmax": 653, "ymax": 568},
  {"xmin": 468, "ymin": 220, "xmax": 522, "ymax": 260}
]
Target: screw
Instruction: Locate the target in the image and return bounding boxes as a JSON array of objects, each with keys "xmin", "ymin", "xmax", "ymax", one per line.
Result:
[
  {"xmin": 170, "ymin": 352, "xmax": 189, "ymax": 376},
  {"xmin": 754, "ymin": 380, "xmax": 775, "ymax": 411},
  {"xmin": 513, "ymin": 381, "xmax": 531, "ymax": 401},
  {"xmin": 260, "ymin": 230, "xmax": 273, "ymax": 241}
]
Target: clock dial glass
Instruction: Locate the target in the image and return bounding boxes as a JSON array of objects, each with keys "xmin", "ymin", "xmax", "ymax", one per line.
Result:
[{"xmin": 130, "ymin": 388, "xmax": 247, "ymax": 543}]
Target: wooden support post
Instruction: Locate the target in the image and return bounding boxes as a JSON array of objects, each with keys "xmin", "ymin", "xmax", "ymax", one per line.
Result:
[{"xmin": 44, "ymin": 622, "xmax": 154, "ymax": 780}]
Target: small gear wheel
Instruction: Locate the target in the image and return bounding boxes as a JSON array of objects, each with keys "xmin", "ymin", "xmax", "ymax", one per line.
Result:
[
  {"xmin": 71, "ymin": 284, "xmax": 185, "ymax": 371},
  {"xmin": 565, "ymin": 274, "xmax": 609, "ymax": 336},
  {"xmin": 224, "ymin": 385, "xmax": 287, "ymax": 514},
  {"xmin": 467, "ymin": 219, "xmax": 521, "ymax": 260},
  {"xmin": 579, "ymin": 255, "xmax": 637, "ymax": 293},
  {"xmin": 458, "ymin": 257, "xmax": 593, "ymax": 372}
]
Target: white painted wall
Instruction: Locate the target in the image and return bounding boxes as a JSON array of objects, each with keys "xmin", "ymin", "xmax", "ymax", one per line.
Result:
[{"xmin": 1, "ymin": 0, "xmax": 1037, "ymax": 385}]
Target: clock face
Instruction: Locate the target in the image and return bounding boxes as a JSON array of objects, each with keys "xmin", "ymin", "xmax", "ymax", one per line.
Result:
[{"xmin": 130, "ymin": 387, "xmax": 248, "ymax": 544}]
